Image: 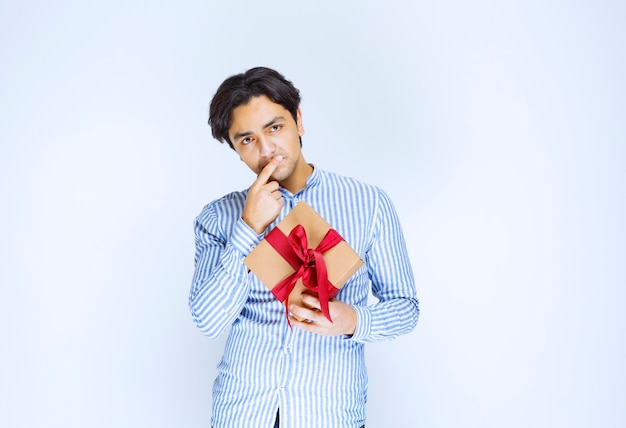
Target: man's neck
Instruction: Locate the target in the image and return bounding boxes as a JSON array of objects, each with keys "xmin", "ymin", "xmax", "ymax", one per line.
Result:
[{"xmin": 280, "ymin": 160, "xmax": 313, "ymax": 194}]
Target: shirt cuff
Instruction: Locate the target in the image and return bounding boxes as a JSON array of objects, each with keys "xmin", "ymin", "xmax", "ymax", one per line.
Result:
[
  {"xmin": 349, "ymin": 304, "xmax": 372, "ymax": 341},
  {"xmin": 230, "ymin": 217, "xmax": 265, "ymax": 257}
]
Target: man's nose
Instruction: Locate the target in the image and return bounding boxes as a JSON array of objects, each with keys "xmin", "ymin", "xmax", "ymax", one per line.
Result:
[{"xmin": 258, "ymin": 136, "xmax": 276, "ymax": 158}]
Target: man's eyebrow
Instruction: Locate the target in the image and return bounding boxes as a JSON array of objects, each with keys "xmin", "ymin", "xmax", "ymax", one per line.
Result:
[
  {"xmin": 232, "ymin": 130, "xmax": 253, "ymax": 141},
  {"xmin": 232, "ymin": 116, "xmax": 286, "ymax": 141},
  {"xmin": 262, "ymin": 116, "xmax": 286, "ymax": 129}
]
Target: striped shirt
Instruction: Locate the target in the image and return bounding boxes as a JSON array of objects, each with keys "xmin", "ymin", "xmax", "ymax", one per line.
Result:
[{"xmin": 189, "ymin": 166, "xmax": 419, "ymax": 428}]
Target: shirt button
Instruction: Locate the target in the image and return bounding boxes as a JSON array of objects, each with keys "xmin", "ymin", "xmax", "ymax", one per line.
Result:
[
  {"xmin": 279, "ymin": 385, "xmax": 285, "ymax": 391},
  {"xmin": 293, "ymin": 197, "xmax": 299, "ymax": 203}
]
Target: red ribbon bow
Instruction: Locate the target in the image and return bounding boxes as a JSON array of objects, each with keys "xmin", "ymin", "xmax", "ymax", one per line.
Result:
[{"xmin": 265, "ymin": 224, "xmax": 344, "ymax": 323}]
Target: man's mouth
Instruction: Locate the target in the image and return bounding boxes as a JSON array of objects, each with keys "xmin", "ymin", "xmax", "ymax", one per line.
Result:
[{"xmin": 260, "ymin": 155, "xmax": 284, "ymax": 170}]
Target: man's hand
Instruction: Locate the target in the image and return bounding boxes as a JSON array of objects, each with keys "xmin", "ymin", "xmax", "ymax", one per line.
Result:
[
  {"xmin": 242, "ymin": 156, "xmax": 284, "ymax": 234},
  {"xmin": 289, "ymin": 294, "xmax": 358, "ymax": 336}
]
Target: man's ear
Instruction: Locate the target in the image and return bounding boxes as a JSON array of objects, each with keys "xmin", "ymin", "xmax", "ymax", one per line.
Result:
[{"xmin": 296, "ymin": 109, "xmax": 304, "ymax": 136}]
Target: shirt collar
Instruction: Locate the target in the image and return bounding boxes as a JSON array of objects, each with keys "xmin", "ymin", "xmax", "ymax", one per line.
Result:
[
  {"xmin": 305, "ymin": 163, "xmax": 320, "ymax": 189},
  {"xmin": 280, "ymin": 163, "xmax": 320, "ymax": 197}
]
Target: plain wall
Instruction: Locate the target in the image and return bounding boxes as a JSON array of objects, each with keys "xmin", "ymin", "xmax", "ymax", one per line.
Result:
[{"xmin": 1, "ymin": 1, "xmax": 624, "ymax": 427}]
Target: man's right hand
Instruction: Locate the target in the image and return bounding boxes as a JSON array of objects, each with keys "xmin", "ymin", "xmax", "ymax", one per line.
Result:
[{"xmin": 242, "ymin": 155, "xmax": 284, "ymax": 235}]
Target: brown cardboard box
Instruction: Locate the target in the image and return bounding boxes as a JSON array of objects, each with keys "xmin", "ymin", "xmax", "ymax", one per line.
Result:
[{"xmin": 244, "ymin": 201, "xmax": 364, "ymax": 319}]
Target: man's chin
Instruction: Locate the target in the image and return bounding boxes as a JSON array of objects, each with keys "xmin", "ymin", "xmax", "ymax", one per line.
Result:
[
  {"xmin": 269, "ymin": 163, "xmax": 290, "ymax": 181},
  {"xmin": 270, "ymin": 172, "xmax": 287, "ymax": 183}
]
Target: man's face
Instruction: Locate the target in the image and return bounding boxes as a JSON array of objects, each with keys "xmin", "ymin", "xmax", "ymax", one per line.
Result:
[{"xmin": 229, "ymin": 95, "xmax": 304, "ymax": 183}]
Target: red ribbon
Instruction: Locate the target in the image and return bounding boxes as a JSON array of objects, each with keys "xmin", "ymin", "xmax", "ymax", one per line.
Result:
[{"xmin": 265, "ymin": 224, "xmax": 344, "ymax": 323}]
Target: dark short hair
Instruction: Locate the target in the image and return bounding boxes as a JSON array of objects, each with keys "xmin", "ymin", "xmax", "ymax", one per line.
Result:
[{"xmin": 209, "ymin": 67, "xmax": 302, "ymax": 149}]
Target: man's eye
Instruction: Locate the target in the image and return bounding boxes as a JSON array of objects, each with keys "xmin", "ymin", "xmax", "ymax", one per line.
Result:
[
  {"xmin": 242, "ymin": 137, "xmax": 252, "ymax": 145},
  {"xmin": 270, "ymin": 125, "xmax": 282, "ymax": 132}
]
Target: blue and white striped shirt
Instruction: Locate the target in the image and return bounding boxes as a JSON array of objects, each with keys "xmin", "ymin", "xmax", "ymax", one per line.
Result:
[{"xmin": 190, "ymin": 166, "xmax": 419, "ymax": 428}]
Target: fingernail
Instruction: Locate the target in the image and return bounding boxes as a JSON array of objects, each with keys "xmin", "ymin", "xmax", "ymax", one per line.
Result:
[{"xmin": 275, "ymin": 155, "xmax": 283, "ymax": 161}]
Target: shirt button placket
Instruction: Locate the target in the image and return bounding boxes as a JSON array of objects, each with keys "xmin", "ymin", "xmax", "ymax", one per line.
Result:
[
  {"xmin": 279, "ymin": 328, "xmax": 294, "ymax": 398},
  {"xmin": 282, "ymin": 193, "xmax": 293, "ymax": 210}
]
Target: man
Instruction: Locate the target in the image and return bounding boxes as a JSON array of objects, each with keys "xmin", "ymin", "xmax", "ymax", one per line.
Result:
[{"xmin": 189, "ymin": 66, "xmax": 419, "ymax": 428}]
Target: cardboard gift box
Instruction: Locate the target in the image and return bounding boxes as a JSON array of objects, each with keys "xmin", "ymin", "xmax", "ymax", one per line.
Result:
[{"xmin": 244, "ymin": 201, "xmax": 364, "ymax": 321}]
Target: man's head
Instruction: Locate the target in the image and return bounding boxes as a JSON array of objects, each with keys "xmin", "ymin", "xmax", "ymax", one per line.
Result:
[
  {"xmin": 209, "ymin": 67, "xmax": 302, "ymax": 150},
  {"xmin": 210, "ymin": 67, "xmax": 310, "ymax": 192}
]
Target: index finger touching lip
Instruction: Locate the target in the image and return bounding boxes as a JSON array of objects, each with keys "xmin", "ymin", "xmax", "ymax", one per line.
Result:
[{"xmin": 257, "ymin": 155, "xmax": 283, "ymax": 182}]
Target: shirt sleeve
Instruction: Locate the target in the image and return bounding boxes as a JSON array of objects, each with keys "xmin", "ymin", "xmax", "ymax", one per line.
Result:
[
  {"xmin": 188, "ymin": 202, "xmax": 262, "ymax": 339},
  {"xmin": 350, "ymin": 190, "xmax": 419, "ymax": 343}
]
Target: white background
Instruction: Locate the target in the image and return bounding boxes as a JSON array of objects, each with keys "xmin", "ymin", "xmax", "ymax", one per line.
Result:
[{"xmin": 1, "ymin": 1, "xmax": 624, "ymax": 427}]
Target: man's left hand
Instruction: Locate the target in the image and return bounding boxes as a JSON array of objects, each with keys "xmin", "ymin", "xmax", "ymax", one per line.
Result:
[{"xmin": 288, "ymin": 294, "xmax": 357, "ymax": 336}]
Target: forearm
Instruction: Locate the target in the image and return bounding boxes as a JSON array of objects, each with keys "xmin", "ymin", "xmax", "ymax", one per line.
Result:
[
  {"xmin": 350, "ymin": 296, "xmax": 419, "ymax": 343},
  {"xmin": 189, "ymin": 243, "xmax": 250, "ymax": 338},
  {"xmin": 189, "ymin": 214, "xmax": 262, "ymax": 338},
  {"xmin": 349, "ymin": 189, "xmax": 420, "ymax": 342}
]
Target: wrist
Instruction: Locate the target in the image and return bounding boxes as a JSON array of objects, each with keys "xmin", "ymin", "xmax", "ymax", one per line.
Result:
[
  {"xmin": 344, "ymin": 306, "xmax": 357, "ymax": 336},
  {"xmin": 232, "ymin": 218, "xmax": 265, "ymax": 256},
  {"xmin": 241, "ymin": 215, "xmax": 265, "ymax": 235},
  {"xmin": 349, "ymin": 305, "xmax": 370, "ymax": 341}
]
